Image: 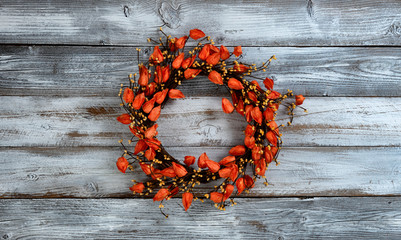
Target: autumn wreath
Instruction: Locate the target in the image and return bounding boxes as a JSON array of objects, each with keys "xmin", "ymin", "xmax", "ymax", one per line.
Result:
[{"xmin": 116, "ymin": 28, "xmax": 305, "ymax": 217}]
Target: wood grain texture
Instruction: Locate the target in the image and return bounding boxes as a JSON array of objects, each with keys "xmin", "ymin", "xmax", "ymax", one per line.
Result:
[
  {"xmin": 1, "ymin": 0, "xmax": 401, "ymax": 46},
  {"xmin": 1, "ymin": 197, "xmax": 401, "ymax": 239},
  {"xmin": 1, "ymin": 45, "xmax": 401, "ymax": 97},
  {"xmin": 1, "ymin": 146, "xmax": 400, "ymax": 198},
  {"xmin": 1, "ymin": 96, "xmax": 400, "ymax": 147}
]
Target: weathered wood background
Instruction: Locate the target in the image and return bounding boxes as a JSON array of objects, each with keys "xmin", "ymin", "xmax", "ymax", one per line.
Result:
[{"xmin": 1, "ymin": 0, "xmax": 401, "ymax": 239}]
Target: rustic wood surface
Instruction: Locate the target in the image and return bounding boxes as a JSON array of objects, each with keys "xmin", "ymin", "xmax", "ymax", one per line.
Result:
[
  {"xmin": 1, "ymin": 146, "xmax": 400, "ymax": 198},
  {"xmin": 1, "ymin": 198, "xmax": 401, "ymax": 239},
  {"xmin": 1, "ymin": 96, "xmax": 400, "ymax": 147},
  {"xmin": 1, "ymin": 46, "xmax": 400, "ymax": 97},
  {"xmin": 1, "ymin": 0, "xmax": 401, "ymax": 46},
  {"xmin": 1, "ymin": 0, "xmax": 401, "ymax": 238}
]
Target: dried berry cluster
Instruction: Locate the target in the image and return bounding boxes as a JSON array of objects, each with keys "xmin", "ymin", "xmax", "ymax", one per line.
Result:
[{"xmin": 116, "ymin": 28, "xmax": 305, "ymax": 216}]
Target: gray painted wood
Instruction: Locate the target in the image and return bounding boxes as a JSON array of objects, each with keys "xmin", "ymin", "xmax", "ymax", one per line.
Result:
[
  {"xmin": 1, "ymin": 146, "xmax": 400, "ymax": 198},
  {"xmin": 1, "ymin": 0, "xmax": 401, "ymax": 46},
  {"xmin": 1, "ymin": 96, "xmax": 400, "ymax": 147},
  {"xmin": 1, "ymin": 197, "xmax": 401, "ymax": 239},
  {"xmin": 1, "ymin": 45, "xmax": 401, "ymax": 97}
]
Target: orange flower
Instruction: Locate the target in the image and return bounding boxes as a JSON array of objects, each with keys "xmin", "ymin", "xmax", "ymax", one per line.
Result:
[
  {"xmin": 172, "ymin": 162, "xmax": 188, "ymax": 177},
  {"xmin": 149, "ymin": 46, "xmax": 164, "ymax": 63},
  {"xmin": 169, "ymin": 37, "xmax": 178, "ymax": 52},
  {"xmin": 117, "ymin": 113, "xmax": 131, "ymax": 124},
  {"xmin": 162, "ymin": 66, "xmax": 170, "ymax": 82},
  {"xmin": 129, "ymin": 126, "xmax": 144, "ymax": 138},
  {"xmin": 244, "ymin": 136, "xmax": 255, "ymax": 149},
  {"xmin": 172, "ymin": 53, "xmax": 185, "ymax": 69},
  {"xmin": 198, "ymin": 152, "xmax": 209, "ymax": 168},
  {"xmin": 244, "ymin": 175, "xmax": 255, "ymax": 188},
  {"xmin": 267, "ymin": 90, "xmax": 281, "ymax": 99},
  {"xmin": 229, "ymin": 145, "xmax": 246, "ymax": 156},
  {"xmin": 266, "ymin": 130, "xmax": 277, "ymax": 146},
  {"xmin": 295, "ymin": 95, "xmax": 305, "ymax": 105},
  {"xmin": 206, "ymin": 52, "xmax": 220, "ymax": 66},
  {"xmin": 252, "ymin": 146, "xmax": 262, "ymax": 161},
  {"xmin": 150, "ymin": 169, "xmax": 163, "ymax": 180},
  {"xmin": 222, "ymin": 98, "xmax": 234, "ymax": 113},
  {"xmin": 208, "ymin": 70, "xmax": 223, "ymax": 85},
  {"xmin": 219, "ymin": 163, "xmax": 238, "ymax": 181},
  {"xmin": 130, "ymin": 182, "xmax": 145, "ymax": 193},
  {"xmin": 263, "ymin": 108, "xmax": 274, "ymax": 121},
  {"xmin": 209, "ymin": 45, "xmax": 219, "ymax": 53},
  {"xmin": 168, "ymin": 89, "xmax": 185, "ymax": 99},
  {"xmin": 231, "ymin": 91, "xmax": 239, "ymax": 105},
  {"xmin": 236, "ymin": 177, "xmax": 245, "ymax": 195},
  {"xmin": 154, "ymin": 66, "xmax": 162, "ymax": 84},
  {"xmin": 175, "ymin": 36, "xmax": 188, "ymax": 49},
  {"xmin": 146, "ymin": 138, "xmax": 161, "ymax": 150},
  {"xmin": 269, "ymin": 102, "xmax": 279, "ymax": 111},
  {"xmin": 230, "ymin": 164, "xmax": 238, "ymax": 181},
  {"xmin": 205, "ymin": 159, "xmax": 220, "ymax": 173},
  {"xmin": 247, "ymin": 91, "xmax": 258, "ymax": 103},
  {"xmin": 132, "ymin": 92, "xmax": 145, "ymax": 110},
  {"xmin": 160, "ymin": 167, "xmax": 176, "ymax": 178},
  {"xmin": 155, "ymin": 89, "xmax": 169, "ymax": 104},
  {"xmin": 255, "ymin": 158, "xmax": 266, "ymax": 176},
  {"xmin": 123, "ymin": 88, "xmax": 134, "ymax": 103},
  {"xmin": 251, "ymin": 107, "xmax": 263, "ymax": 124},
  {"xmin": 138, "ymin": 65, "xmax": 149, "ymax": 86},
  {"xmin": 184, "ymin": 156, "xmax": 196, "ymax": 166},
  {"xmin": 245, "ymin": 124, "xmax": 255, "ymax": 137},
  {"xmin": 271, "ymin": 146, "xmax": 278, "ymax": 157},
  {"xmin": 245, "ymin": 105, "xmax": 253, "ymax": 122},
  {"xmin": 219, "ymin": 156, "xmax": 236, "ymax": 166},
  {"xmin": 264, "ymin": 147, "xmax": 273, "ymax": 164},
  {"xmin": 142, "ymin": 98, "xmax": 156, "ymax": 114},
  {"xmin": 134, "ymin": 139, "xmax": 148, "ymax": 155},
  {"xmin": 251, "ymin": 80, "xmax": 262, "ymax": 92},
  {"xmin": 184, "ymin": 68, "xmax": 201, "ymax": 79},
  {"xmin": 218, "ymin": 167, "xmax": 232, "ymax": 179},
  {"xmin": 116, "ymin": 157, "xmax": 128, "ymax": 173},
  {"xmin": 220, "ymin": 45, "xmax": 230, "ymax": 60},
  {"xmin": 233, "ymin": 64, "xmax": 249, "ymax": 73},
  {"xmin": 189, "ymin": 29, "xmax": 205, "ymax": 40},
  {"xmin": 210, "ymin": 192, "xmax": 224, "ymax": 203},
  {"xmin": 182, "ymin": 192, "xmax": 193, "ymax": 211},
  {"xmin": 224, "ymin": 184, "xmax": 234, "ymax": 201},
  {"xmin": 263, "ymin": 77, "xmax": 274, "ymax": 90},
  {"xmin": 153, "ymin": 188, "xmax": 170, "ymax": 201},
  {"xmin": 236, "ymin": 99, "xmax": 245, "ymax": 116},
  {"xmin": 267, "ymin": 120, "xmax": 279, "ymax": 134},
  {"xmin": 144, "ymin": 124, "xmax": 158, "ymax": 139},
  {"xmin": 181, "ymin": 55, "xmax": 196, "ymax": 69},
  {"xmin": 145, "ymin": 82, "xmax": 156, "ymax": 96},
  {"xmin": 233, "ymin": 46, "xmax": 242, "ymax": 57},
  {"xmin": 198, "ymin": 44, "xmax": 210, "ymax": 60},
  {"xmin": 139, "ymin": 162, "xmax": 152, "ymax": 175},
  {"xmin": 227, "ymin": 78, "xmax": 244, "ymax": 90},
  {"xmin": 145, "ymin": 148, "xmax": 156, "ymax": 161},
  {"xmin": 148, "ymin": 105, "xmax": 161, "ymax": 121}
]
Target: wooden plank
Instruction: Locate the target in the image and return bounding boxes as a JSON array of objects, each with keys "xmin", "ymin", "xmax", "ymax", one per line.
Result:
[
  {"xmin": 1, "ymin": 146, "xmax": 400, "ymax": 198},
  {"xmin": 1, "ymin": 45, "xmax": 401, "ymax": 97},
  {"xmin": 1, "ymin": 197, "xmax": 400, "ymax": 239},
  {"xmin": 0, "ymin": 96, "xmax": 400, "ymax": 147},
  {"xmin": 1, "ymin": 0, "xmax": 401, "ymax": 46}
]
